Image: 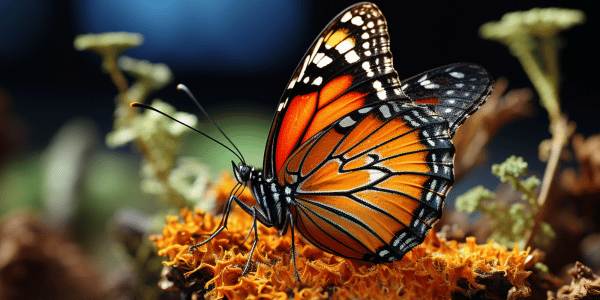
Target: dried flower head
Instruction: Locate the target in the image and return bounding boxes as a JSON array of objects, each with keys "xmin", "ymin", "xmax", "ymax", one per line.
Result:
[
  {"xmin": 480, "ymin": 8, "xmax": 585, "ymax": 43},
  {"xmin": 153, "ymin": 179, "xmax": 535, "ymax": 299},
  {"xmin": 74, "ymin": 32, "xmax": 143, "ymax": 57},
  {"xmin": 118, "ymin": 56, "xmax": 172, "ymax": 100}
]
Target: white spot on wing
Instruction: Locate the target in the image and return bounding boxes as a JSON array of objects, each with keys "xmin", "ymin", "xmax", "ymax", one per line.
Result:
[
  {"xmin": 312, "ymin": 76, "xmax": 323, "ymax": 86},
  {"xmin": 316, "ymin": 56, "xmax": 333, "ymax": 68},
  {"xmin": 361, "ymin": 32, "xmax": 369, "ymax": 39},
  {"xmin": 450, "ymin": 71, "xmax": 464, "ymax": 78},
  {"xmin": 339, "ymin": 116, "xmax": 356, "ymax": 128},
  {"xmin": 379, "ymin": 105, "xmax": 391, "ymax": 118},
  {"xmin": 372, "ymin": 80, "xmax": 382, "ymax": 89},
  {"xmin": 341, "ymin": 11, "xmax": 352, "ymax": 23},
  {"xmin": 287, "ymin": 79, "xmax": 296, "ymax": 89},
  {"xmin": 358, "ymin": 107, "xmax": 373, "ymax": 114},
  {"xmin": 296, "ymin": 56, "xmax": 310, "ymax": 84},
  {"xmin": 351, "ymin": 16, "xmax": 364, "ymax": 26},
  {"xmin": 361, "ymin": 61, "xmax": 370, "ymax": 71},
  {"xmin": 336, "ymin": 38, "xmax": 355, "ymax": 54},
  {"xmin": 312, "ymin": 52, "xmax": 324, "ymax": 64},
  {"xmin": 344, "ymin": 50, "xmax": 360, "ymax": 63}
]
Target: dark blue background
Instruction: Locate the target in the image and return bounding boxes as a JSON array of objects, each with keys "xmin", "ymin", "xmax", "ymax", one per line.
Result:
[{"xmin": 1, "ymin": 0, "xmax": 597, "ymax": 190}]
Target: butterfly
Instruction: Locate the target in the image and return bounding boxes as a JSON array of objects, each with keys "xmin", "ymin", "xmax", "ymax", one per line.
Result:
[{"xmin": 137, "ymin": 2, "xmax": 492, "ymax": 281}]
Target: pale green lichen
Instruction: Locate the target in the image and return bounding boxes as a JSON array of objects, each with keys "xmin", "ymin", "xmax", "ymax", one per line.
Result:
[
  {"xmin": 492, "ymin": 155, "xmax": 540, "ymax": 206},
  {"xmin": 456, "ymin": 156, "xmax": 554, "ymax": 248},
  {"xmin": 74, "ymin": 32, "xmax": 143, "ymax": 56},
  {"xmin": 75, "ymin": 32, "xmax": 206, "ymax": 208},
  {"xmin": 118, "ymin": 56, "xmax": 172, "ymax": 101},
  {"xmin": 480, "ymin": 8, "xmax": 585, "ymax": 41},
  {"xmin": 455, "ymin": 186, "xmax": 495, "ymax": 213}
]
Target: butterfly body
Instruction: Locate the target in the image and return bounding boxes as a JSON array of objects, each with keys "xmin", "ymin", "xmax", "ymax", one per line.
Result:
[
  {"xmin": 195, "ymin": 2, "xmax": 492, "ymax": 278},
  {"xmin": 233, "ymin": 165, "xmax": 289, "ymax": 230}
]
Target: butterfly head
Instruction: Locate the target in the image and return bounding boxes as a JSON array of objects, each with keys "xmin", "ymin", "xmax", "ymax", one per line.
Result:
[{"xmin": 232, "ymin": 161, "xmax": 252, "ymax": 185}]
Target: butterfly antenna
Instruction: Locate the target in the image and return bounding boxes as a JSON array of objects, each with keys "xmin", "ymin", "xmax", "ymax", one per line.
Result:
[
  {"xmin": 177, "ymin": 84, "xmax": 246, "ymax": 163},
  {"xmin": 130, "ymin": 102, "xmax": 245, "ymax": 162}
]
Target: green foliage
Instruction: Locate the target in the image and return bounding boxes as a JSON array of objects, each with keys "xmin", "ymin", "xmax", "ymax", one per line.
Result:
[{"xmin": 456, "ymin": 156, "xmax": 554, "ymax": 248}]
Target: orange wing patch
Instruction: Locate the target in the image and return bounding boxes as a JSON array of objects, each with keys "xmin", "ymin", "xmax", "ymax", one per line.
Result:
[
  {"xmin": 324, "ymin": 28, "xmax": 351, "ymax": 49},
  {"xmin": 275, "ymin": 92, "xmax": 318, "ymax": 173},
  {"xmin": 319, "ymin": 75, "xmax": 353, "ymax": 108},
  {"xmin": 274, "ymin": 75, "xmax": 366, "ymax": 176}
]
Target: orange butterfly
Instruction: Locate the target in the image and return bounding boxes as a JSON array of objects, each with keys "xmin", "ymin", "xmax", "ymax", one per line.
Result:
[{"xmin": 137, "ymin": 2, "xmax": 492, "ymax": 281}]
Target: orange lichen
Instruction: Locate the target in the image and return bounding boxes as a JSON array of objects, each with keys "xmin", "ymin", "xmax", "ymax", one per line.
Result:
[{"xmin": 153, "ymin": 179, "xmax": 534, "ymax": 300}]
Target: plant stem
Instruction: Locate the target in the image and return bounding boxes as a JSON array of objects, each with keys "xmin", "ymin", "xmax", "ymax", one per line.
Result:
[
  {"xmin": 102, "ymin": 53, "xmax": 187, "ymax": 208},
  {"xmin": 526, "ymin": 116, "xmax": 569, "ymax": 247},
  {"xmin": 540, "ymin": 37, "xmax": 560, "ymax": 93},
  {"xmin": 510, "ymin": 39, "xmax": 561, "ymax": 122},
  {"xmin": 510, "ymin": 39, "xmax": 570, "ymax": 247}
]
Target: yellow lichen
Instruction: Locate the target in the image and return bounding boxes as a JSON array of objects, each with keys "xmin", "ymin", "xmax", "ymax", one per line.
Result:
[{"xmin": 153, "ymin": 179, "xmax": 534, "ymax": 299}]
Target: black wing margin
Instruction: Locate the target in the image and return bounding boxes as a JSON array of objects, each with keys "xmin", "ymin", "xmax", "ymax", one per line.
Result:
[{"xmin": 401, "ymin": 63, "xmax": 493, "ymax": 136}]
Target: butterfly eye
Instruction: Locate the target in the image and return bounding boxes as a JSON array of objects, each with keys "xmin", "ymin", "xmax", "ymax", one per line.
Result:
[
  {"xmin": 232, "ymin": 161, "xmax": 244, "ymax": 183},
  {"xmin": 232, "ymin": 161, "xmax": 252, "ymax": 183}
]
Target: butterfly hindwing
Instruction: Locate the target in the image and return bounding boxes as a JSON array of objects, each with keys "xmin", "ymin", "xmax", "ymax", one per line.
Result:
[
  {"xmin": 401, "ymin": 63, "xmax": 493, "ymax": 136},
  {"xmin": 283, "ymin": 101, "xmax": 454, "ymax": 262},
  {"xmin": 263, "ymin": 2, "xmax": 409, "ymax": 183}
]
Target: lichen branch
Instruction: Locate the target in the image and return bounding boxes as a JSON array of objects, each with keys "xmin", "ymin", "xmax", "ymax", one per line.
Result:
[{"xmin": 74, "ymin": 32, "xmax": 190, "ymax": 208}]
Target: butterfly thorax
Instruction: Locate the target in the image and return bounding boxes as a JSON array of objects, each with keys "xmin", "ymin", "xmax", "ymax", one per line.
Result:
[
  {"xmin": 232, "ymin": 161, "xmax": 289, "ymax": 230},
  {"xmin": 248, "ymin": 169, "xmax": 290, "ymax": 229}
]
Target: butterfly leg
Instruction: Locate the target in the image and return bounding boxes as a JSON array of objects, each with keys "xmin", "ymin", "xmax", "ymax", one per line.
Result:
[
  {"xmin": 189, "ymin": 195, "xmax": 236, "ymax": 252},
  {"xmin": 287, "ymin": 210, "xmax": 301, "ymax": 282},
  {"xmin": 242, "ymin": 207, "xmax": 259, "ymax": 275},
  {"xmin": 241, "ymin": 207, "xmax": 257, "ymax": 244}
]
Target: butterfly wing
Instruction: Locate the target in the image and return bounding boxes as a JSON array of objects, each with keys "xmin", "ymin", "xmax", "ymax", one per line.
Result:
[
  {"xmin": 401, "ymin": 63, "xmax": 493, "ymax": 136},
  {"xmin": 263, "ymin": 3, "xmax": 409, "ymax": 183},
  {"xmin": 282, "ymin": 101, "xmax": 454, "ymax": 262}
]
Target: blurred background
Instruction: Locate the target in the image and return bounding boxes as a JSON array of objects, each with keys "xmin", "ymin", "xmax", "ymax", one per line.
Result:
[{"xmin": 0, "ymin": 0, "xmax": 598, "ymax": 299}]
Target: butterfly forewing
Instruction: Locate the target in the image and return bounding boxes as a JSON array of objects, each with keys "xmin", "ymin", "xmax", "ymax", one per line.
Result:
[
  {"xmin": 401, "ymin": 63, "xmax": 493, "ymax": 135},
  {"xmin": 263, "ymin": 3, "xmax": 409, "ymax": 183},
  {"xmin": 283, "ymin": 101, "xmax": 454, "ymax": 262}
]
